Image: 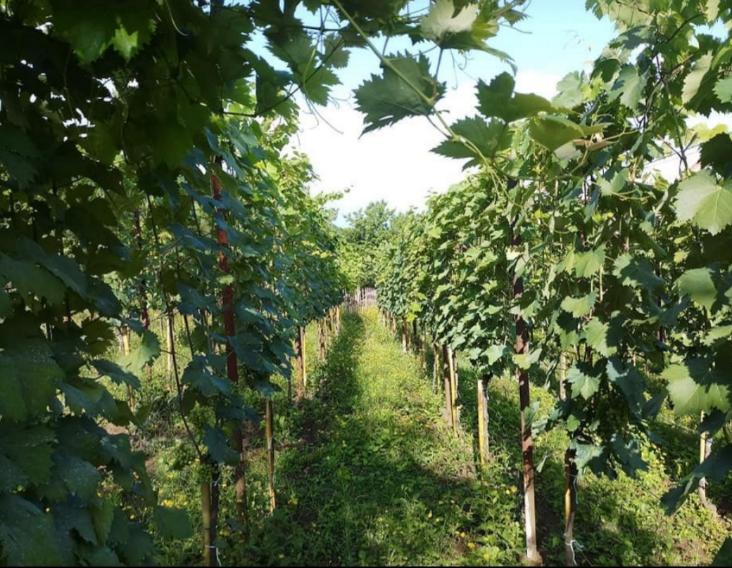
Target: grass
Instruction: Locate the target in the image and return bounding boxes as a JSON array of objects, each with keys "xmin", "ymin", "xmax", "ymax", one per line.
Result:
[
  {"xmin": 230, "ymin": 308, "xmax": 525, "ymax": 566},
  {"xmin": 121, "ymin": 307, "xmax": 729, "ymax": 566}
]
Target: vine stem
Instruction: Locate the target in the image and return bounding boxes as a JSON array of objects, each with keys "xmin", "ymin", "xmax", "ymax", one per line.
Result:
[{"xmin": 145, "ymin": 194, "xmax": 205, "ymax": 462}]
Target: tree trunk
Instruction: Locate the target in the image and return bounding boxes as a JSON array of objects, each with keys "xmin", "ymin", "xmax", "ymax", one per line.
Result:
[
  {"xmin": 698, "ymin": 412, "xmax": 717, "ymax": 513},
  {"xmin": 211, "ymin": 168, "xmax": 247, "ymax": 524},
  {"xmin": 477, "ymin": 376, "xmax": 490, "ymax": 466},
  {"xmin": 564, "ymin": 448, "xmax": 577, "ymax": 566},
  {"xmin": 265, "ymin": 398, "xmax": 276, "ymax": 513},
  {"xmin": 202, "ymin": 464, "xmax": 220, "ymax": 567},
  {"xmin": 513, "ymin": 229, "xmax": 542, "ymax": 565},
  {"xmin": 559, "ymin": 351, "xmax": 576, "ymax": 566}
]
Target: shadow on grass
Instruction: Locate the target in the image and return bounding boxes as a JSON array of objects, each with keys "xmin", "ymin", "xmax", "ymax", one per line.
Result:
[{"xmin": 232, "ymin": 312, "xmax": 523, "ymax": 566}]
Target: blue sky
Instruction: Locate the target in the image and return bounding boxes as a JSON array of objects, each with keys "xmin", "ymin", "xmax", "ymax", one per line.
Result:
[
  {"xmin": 328, "ymin": 0, "xmax": 616, "ymax": 92},
  {"xmin": 251, "ymin": 1, "xmax": 618, "ymax": 221}
]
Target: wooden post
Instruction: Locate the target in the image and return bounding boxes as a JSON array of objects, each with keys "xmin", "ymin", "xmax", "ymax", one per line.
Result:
[
  {"xmin": 295, "ymin": 325, "xmax": 306, "ymax": 398},
  {"xmin": 166, "ymin": 312, "xmax": 175, "ymax": 379},
  {"xmin": 442, "ymin": 345, "xmax": 454, "ymax": 429},
  {"xmin": 447, "ymin": 346, "xmax": 459, "ymax": 431},
  {"xmin": 477, "ymin": 376, "xmax": 490, "ymax": 466},
  {"xmin": 432, "ymin": 342, "xmax": 440, "ymax": 393},
  {"xmin": 265, "ymin": 398, "xmax": 276, "ymax": 512},
  {"xmin": 698, "ymin": 412, "xmax": 717, "ymax": 513}
]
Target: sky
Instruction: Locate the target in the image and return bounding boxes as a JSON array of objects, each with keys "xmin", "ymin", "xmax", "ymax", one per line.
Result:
[{"xmin": 285, "ymin": 0, "xmax": 618, "ymax": 223}]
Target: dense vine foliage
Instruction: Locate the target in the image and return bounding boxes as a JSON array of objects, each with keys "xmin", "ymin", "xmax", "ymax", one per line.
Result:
[
  {"xmin": 373, "ymin": 0, "xmax": 732, "ymax": 563},
  {"xmin": 2, "ymin": 0, "xmax": 731, "ymax": 564}
]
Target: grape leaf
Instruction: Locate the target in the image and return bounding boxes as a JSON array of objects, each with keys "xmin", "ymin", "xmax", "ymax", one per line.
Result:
[
  {"xmin": 153, "ymin": 506, "xmax": 193, "ymax": 540},
  {"xmin": 477, "ymin": 72, "xmax": 554, "ymax": 122},
  {"xmin": 675, "ymin": 171, "xmax": 732, "ymax": 235},
  {"xmin": 663, "ymin": 359, "xmax": 731, "ymax": 415},
  {"xmin": 355, "ymin": 54, "xmax": 445, "ymax": 133},
  {"xmin": 568, "ymin": 365, "xmax": 601, "ymax": 399},
  {"xmin": 560, "ymin": 292, "xmax": 596, "ymax": 317}
]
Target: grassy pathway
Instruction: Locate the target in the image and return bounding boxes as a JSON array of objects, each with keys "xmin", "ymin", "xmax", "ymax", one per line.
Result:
[
  {"xmin": 227, "ymin": 307, "xmax": 729, "ymax": 566},
  {"xmin": 236, "ymin": 308, "xmax": 524, "ymax": 566}
]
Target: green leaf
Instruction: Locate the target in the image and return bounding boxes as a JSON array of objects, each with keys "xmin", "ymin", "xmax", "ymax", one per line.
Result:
[
  {"xmin": 0, "ymin": 496, "xmax": 61, "ymax": 565},
  {"xmin": 203, "ymin": 427, "xmax": 239, "ymax": 465},
  {"xmin": 421, "ymin": 0, "xmax": 479, "ymax": 41},
  {"xmin": 567, "ymin": 365, "xmax": 601, "ymax": 399},
  {"xmin": 683, "ymin": 53, "xmax": 713, "ymax": 104},
  {"xmin": 608, "ymin": 65, "xmax": 647, "ymax": 110},
  {"xmin": 0, "ymin": 255, "xmax": 65, "ymax": 305},
  {"xmin": 92, "ymin": 359, "xmax": 141, "ymax": 389},
  {"xmin": 675, "ymin": 171, "xmax": 732, "ymax": 235},
  {"xmin": 560, "ymin": 292, "xmax": 596, "ymax": 317},
  {"xmin": 583, "ymin": 318, "xmax": 617, "ymax": 357},
  {"xmin": 92, "ymin": 499, "xmax": 115, "ymax": 545},
  {"xmin": 610, "ymin": 434, "xmax": 647, "ymax": 475},
  {"xmin": 701, "ymin": 134, "xmax": 732, "ymax": 177},
  {"xmin": 598, "ymin": 169, "xmax": 628, "ymax": 196},
  {"xmin": 574, "ymin": 246, "xmax": 605, "ymax": 278},
  {"xmin": 433, "ymin": 116, "xmax": 511, "ymax": 163},
  {"xmin": 676, "ymin": 267, "xmax": 718, "ymax": 311},
  {"xmin": 182, "ymin": 357, "xmax": 232, "ymax": 398},
  {"xmin": 0, "ymin": 424, "xmax": 55, "ymax": 487},
  {"xmin": 613, "ymin": 253, "xmax": 664, "ymax": 290},
  {"xmin": 606, "ymin": 358, "xmax": 646, "ymax": 416},
  {"xmin": 552, "ymin": 71, "xmax": 585, "ymax": 108},
  {"xmin": 123, "ymin": 330, "xmax": 160, "ymax": 373},
  {"xmin": 1, "ymin": 340, "xmax": 64, "ymax": 418},
  {"xmin": 0, "ymin": 356, "xmax": 26, "ymax": 421},
  {"xmin": 477, "ymin": 72, "xmax": 554, "ymax": 122},
  {"xmin": 528, "ymin": 116, "xmax": 602, "ymax": 152},
  {"xmin": 572, "ymin": 441, "xmax": 604, "ymax": 471},
  {"xmin": 714, "ymin": 75, "xmax": 732, "ymax": 104},
  {"xmin": 486, "ymin": 344, "xmax": 508, "ymax": 365},
  {"xmin": 0, "ymin": 289, "xmax": 11, "ymax": 319},
  {"xmin": 663, "ymin": 360, "xmax": 731, "ymax": 415},
  {"xmin": 153, "ymin": 506, "xmax": 193, "ymax": 540},
  {"xmin": 513, "ymin": 347, "xmax": 542, "ymax": 370},
  {"xmin": 355, "ymin": 54, "xmax": 445, "ymax": 133},
  {"xmin": 58, "ymin": 455, "xmax": 101, "ymax": 501}
]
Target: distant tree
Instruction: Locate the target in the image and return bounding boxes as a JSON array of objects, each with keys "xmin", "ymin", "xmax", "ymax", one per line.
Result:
[{"xmin": 341, "ymin": 201, "xmax": 397, "ymax": 287}]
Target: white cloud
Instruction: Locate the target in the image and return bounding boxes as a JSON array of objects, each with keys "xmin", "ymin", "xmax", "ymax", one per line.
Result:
[{"xmin": 291, "ymin": 69, "xmax": 563, "ymax": 223}]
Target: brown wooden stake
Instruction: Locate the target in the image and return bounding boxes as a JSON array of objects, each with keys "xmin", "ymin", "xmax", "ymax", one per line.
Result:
[
  {"xmin": 477, "ymin": 376, "xmax": 490, "ymax": 466},
  {"xmin": 698, "ymin": 411, "xmax": 717, "ymax": 513},
  {"xmin": 265, "ymin": 398, "xmax": 276, "ymax": 512},
  {"xmin": 166, "ymin": 311, "xmax": 175, "ymax": 379},
  {"xmin": 442, "ymin": 345, "xmax": 454, "ymax": 429},
  {"xmin": 295, "ymin": 325, "xmax": 306, "ymax": 399},
  {"xmin": 432, "ymin": 342, "xmax": 440, "ymax": 393},
  {"xmin": 447, "ymin": 346, "xmax": 459, "ymax": 431}
]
